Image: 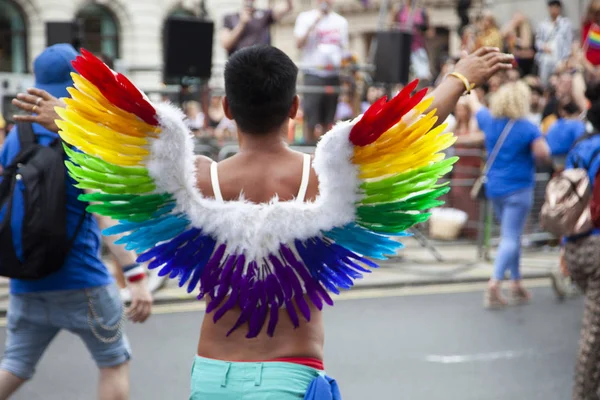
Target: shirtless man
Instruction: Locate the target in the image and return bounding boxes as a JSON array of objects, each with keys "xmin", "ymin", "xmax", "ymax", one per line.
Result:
[{"xmin": 14, "ymin": 45, "xmax": 513, "ymax": 398}]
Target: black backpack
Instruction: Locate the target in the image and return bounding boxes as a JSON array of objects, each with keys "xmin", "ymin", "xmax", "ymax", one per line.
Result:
[{"xmin": 0, "ymin": 123, "xmax": 85, "ymax": 279}]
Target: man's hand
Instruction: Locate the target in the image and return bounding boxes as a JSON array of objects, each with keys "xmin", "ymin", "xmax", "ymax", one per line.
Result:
[
  {"xmin": 453, "ymin": 47, "xmax": 514, "ymax": 88},
  {"xmin": 12, "ymin": 88, "xmax": 64, "ymax": 133},
  {"xmin": 127, "ymin": 275, "xmax": 153, "ymax": 323},
  {"xmin": 12, "ymin": 88, "xmax": 66, "ymax": 132},
  {"xmin": 427, "ymin": 47, "xmax": 513, "ymax": 127}
]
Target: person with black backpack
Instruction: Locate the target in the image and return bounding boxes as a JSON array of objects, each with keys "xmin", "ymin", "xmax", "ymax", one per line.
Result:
[
  {"xmin": 559, "ymin": 82, "xmax": 600, "ymax": 400},
  {"xmin": 0, "ymin": 44, "xmax": 152, "ymax": 399}
]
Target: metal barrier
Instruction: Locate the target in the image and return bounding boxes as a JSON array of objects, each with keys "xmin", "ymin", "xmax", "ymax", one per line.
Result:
[{"xmin": 190, "ymin": 144, "xmax": 556, "ymax": 261}]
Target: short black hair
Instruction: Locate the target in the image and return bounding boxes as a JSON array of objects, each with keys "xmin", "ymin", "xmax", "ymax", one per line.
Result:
[
  {"xmin": 224, "ymin": 45, "xmax": 298, "ymax": 135},
  {"xmin": 548, "ymin": 0, "xmax": 562, "ymax": 7}
]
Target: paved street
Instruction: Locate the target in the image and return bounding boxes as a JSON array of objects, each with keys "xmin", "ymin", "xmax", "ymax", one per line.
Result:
[{"xmin": 1, "ymin": 281, "xmax": 583, "ymax": 400}]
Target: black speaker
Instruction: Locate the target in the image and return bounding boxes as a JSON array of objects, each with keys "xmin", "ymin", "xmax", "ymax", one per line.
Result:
[
  {"xmin": 46, "ymin": 22, "xmax": 80, "ymax": 48},
  {"xmin": 163, "ymin": 17, "xmax": 214, "ymax": 81},
  {"xmin": 374, "ymin": 31, "xmax": 413, "ymax": 85}
]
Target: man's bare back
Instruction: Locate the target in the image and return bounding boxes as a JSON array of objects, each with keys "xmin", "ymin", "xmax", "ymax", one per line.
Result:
[{"xmin": 194, "ymin": 148, "xmax": 324, "ymax": 361}]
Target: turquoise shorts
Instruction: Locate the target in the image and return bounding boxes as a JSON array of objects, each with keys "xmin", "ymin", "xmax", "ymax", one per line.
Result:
[{"xmin": 189, "ymin": 356, "xmax": 324, "ymax": 399}]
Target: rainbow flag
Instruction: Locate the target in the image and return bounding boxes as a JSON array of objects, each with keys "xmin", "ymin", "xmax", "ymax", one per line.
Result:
[{"xmin": 587, "ymin": 24, "xmax": 600, "ymax": 49}]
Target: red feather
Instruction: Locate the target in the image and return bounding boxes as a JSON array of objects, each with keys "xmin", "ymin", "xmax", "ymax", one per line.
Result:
[
  {"xmin": 72, "ymin": 49, "xmax": 158, "ymax": 126},
  {"xmin": 350, "ymin": 80, "xmax": 427, "ymax": 147}
]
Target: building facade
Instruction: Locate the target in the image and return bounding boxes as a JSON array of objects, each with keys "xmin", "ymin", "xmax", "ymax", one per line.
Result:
[{"xmin": 0, "ymin": 0, "xmax": 588, "ymax": 102}]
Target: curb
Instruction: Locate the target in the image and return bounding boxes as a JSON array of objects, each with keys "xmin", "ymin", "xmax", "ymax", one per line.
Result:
[{"xmin": 0, "ymin": 272, "xmax": 553, "ymax": 317}]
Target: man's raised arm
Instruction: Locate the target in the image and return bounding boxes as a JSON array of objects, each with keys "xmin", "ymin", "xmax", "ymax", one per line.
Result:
[{"xmin": 427, "ymin": 47, "xmax": 514, "ymax": 126}]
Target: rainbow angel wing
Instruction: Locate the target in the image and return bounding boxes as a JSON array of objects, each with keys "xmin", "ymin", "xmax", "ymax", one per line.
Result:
[{"xmin": 57, "ymin": 50, "xmax": 457, "ymax": 338}]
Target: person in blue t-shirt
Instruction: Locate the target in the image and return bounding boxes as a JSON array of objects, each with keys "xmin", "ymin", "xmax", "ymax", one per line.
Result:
[
  {"xmin": 0, "ymin": 44, "xmax": 152, "ymax": 399},
  {"xmin": 468, "ymin": 81, "xmax": 551, "ymax": 309},
  {"xmin": 562, "ymin": 82, "xmax": 600, "ymax": 400},
  {"xmin": 546, "ymin": 101, "xmax": 586, "ymax": 170}
]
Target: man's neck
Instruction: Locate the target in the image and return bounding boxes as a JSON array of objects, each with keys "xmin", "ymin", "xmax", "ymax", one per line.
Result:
[
  {"xmin": 238, "ymin": 128, "xmax": 289, "ymax": 154},
  {"xmin": 551, "ymin": 15, "xmax": 560, "ymax": 23}
]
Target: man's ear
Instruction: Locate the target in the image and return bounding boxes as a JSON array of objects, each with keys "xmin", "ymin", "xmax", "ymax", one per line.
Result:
[
  {"xmin": 289, "ymin": 95, "xmax": 300, "ymax": 119},
  {"xmin": 223, "ymin": 97, "xmax": 234, "ymax": 120}
]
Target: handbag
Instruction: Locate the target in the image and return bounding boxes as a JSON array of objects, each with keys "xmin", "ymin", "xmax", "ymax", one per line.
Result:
[{"xmin": 470, "ymin": 120, "xmax": 515, "ymax": 200}]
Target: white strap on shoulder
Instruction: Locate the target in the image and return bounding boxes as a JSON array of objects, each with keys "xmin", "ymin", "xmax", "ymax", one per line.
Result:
[
  {"xmin": 296, "ymin": 153, "xmax": 311, "ymax": 202},
  {"xmin": 210, "ymin": 162, "xmax": 224, "ymax": 201}
]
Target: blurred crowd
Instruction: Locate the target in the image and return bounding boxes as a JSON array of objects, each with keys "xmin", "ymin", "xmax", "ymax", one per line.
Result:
[{"xmin": 2, "ymin": 0, "xmax": 599, "ymax": 239}]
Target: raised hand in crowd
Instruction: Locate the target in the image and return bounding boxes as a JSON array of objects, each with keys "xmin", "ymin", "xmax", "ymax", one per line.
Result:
[
  {"xmin": 11, "ymin": 88, "xmax": 63, "ymax": 133},
  {"xmin": 428, "ymin": 46, "xmax": 514, "ymax": 126}
]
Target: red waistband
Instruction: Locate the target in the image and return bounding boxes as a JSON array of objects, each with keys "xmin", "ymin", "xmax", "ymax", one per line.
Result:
[
  {"xmin": 203, "ymin": 356, "xmax": 325, "ymax": 371},
  {"xmin": 271, "ymin": 357, "xmax": 324, "ymax": 371}
]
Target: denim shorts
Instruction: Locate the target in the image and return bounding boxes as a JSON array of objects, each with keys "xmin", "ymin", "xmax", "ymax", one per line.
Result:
[
  {"xmin": 190, "ymin": 356, "xmax": 323, "ymax": 399},
  {"xmin": 0, "ymin": 284, "xmax": 131, "ymax": 380}
]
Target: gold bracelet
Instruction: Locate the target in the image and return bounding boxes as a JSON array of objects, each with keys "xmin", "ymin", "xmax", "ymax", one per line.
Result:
[{"xmin": 448, "ymin": 72, "xmax": 476, "ymax": 95}]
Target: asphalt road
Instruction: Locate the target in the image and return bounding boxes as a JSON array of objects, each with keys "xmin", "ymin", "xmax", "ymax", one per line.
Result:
[{"xmin": 1, "ymin": 284, "xmax": 584, "ymax": 400}]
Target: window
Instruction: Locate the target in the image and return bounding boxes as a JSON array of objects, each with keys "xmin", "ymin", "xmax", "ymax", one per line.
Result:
[
  {"xmin": 168, "ymin": 8, "xmax": 196, "ymax": 18},
  {"xmin": 0, "ymin": 0, "xmax": 27, "ymax": 73},
  {"xmin": 76, "ymin": 4, "xmax": 119, "ymax": 60}
]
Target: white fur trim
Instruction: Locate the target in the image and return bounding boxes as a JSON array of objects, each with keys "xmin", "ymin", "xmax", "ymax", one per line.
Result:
[{"xmin": 147, "ymin": 103, "xmax": 360, "ymax": 260}]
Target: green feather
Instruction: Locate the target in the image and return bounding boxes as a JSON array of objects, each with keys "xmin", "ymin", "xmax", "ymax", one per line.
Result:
[{"xmin": 63, "ymin": 144, "xmax": 149, "ymax": 177}]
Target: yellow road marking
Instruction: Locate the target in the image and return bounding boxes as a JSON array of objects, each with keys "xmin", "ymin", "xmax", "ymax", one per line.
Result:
[
  {"xmin": 0, "ymin": 278, "xmax": 553, "ymax": 327},
  {"xmin": 150, "ymin": 278, "xmax": 551, "ymax": 316}
]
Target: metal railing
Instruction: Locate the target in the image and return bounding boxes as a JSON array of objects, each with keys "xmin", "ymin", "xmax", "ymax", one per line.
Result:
[{"xmin": 189, "ymin": 144, "xmax": 556, "ymax": 262}]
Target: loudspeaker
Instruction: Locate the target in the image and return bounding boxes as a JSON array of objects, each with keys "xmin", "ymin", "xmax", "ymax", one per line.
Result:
[
  {"xmin": 46, "ymin": 22, "xmax": 80, "ymax": 48},
  {"xmin": 457, "ymin": 0, "xmax": 472, "ymax": 34},
  {"xmin": 163, "ymin": 17, "xmax": 214, "ymax": 81},
  {"xmin": 374, "ymin": 31, "xmax": 413, "ymax": 85}
]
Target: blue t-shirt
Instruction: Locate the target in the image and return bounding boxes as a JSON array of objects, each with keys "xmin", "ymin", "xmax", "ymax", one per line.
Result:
[
  {"xmin": 546, "ymin": 119, "xmax": 586, "ymax": 156},
  {"xmin": 566, "ymin": 133, "xmax": 600, "ymax": 190},
  {"xmin": 0, "ymin": 124, "xmax": 112, "ymax": 294},
  {"xmin": 477, "ymin": 108, "xmax": 541, "ymax": 199}
]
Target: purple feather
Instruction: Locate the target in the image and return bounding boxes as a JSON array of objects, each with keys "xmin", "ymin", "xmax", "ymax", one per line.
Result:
[
  {"xmin": 315, "ymin": 281, "xmax": 334, "ymax": 306},
  {"xmin": 212, "ymin": 286, "xmax": 239, "ymax": 323},
  {"xmin": 237, "ymin": 276, "xmax": 250, "ymax": 307},
  {"xmin": 197, "ymin": 244, "xmax": 228, "ymax": 299},
  {"xmin": 285, "ymin": 299, "xmax": 300, "ymax": 328},
  {"xmin": 269, "ymin": 255, "xmax": 293, "ymax": 301},
  {"xmin": 265, "ymin": 274, "xmax": 283, "ymax": 306},
  {"xmin": 226, "ymin": 281, "xmax": 261, "ymax": 336},
  {"xmin": 186, "ymin": 237, "xmax": 217, "ymax": 293},
  {"xmin": 247, "ymin": 287, "xmax": 268, "ymax": 338},
  {"xmin": 205, "ymin": 287, "xmax": 229, "ymax": 314},
  {"xmin": 282, "ymin": 266, "xmax": 304, "ymax": 298},
  {"xmin": 305, "ymin": 285, "xmax": 323, "ymax": 310},
  {"xmin": 295, "ymin": 293, "xmax": 311, "ymax": 322},
  {"xmin": 226, "ymin": 303, "xmax": 252, "ymax": 337},
  {"xmin": 281, "ymin": 245, "xmax": 314, "ymax": 285},
  {"xmin": 247, "ymin": 260, "xmax": 258, "ymax": 280},
  {"xmin": 206, "ymin": 244, "xmax": 227, "ymax": 270},
  {"xmin": 267, "ymin": 301, "xmax": 279, "ymax": 337},
  {"xmin": 206, "ymin": 255, "xmax": 240, "ymax": 313},
  {"xmin": 219, "ymin": 255, "xmax": 238, "ymax": 283},
  {"xmin": 281, "ymin": 243, "xmax": 335, "ymax": 308}
]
